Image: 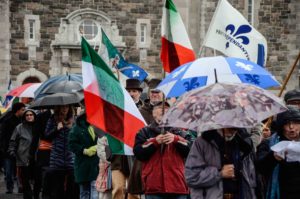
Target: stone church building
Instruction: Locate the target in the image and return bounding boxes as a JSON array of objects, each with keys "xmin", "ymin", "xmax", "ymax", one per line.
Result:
[{"xmin": 0, "ymin": 0, "xmax": 299, "ymax": 97}]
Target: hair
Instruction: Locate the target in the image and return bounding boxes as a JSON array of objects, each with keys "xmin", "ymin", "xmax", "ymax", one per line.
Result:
[
  {"xmin": 12, "ymin": 102, "xmax": 25, "ymax": 113},
  {"xmin": 53, "ymin": 105, "xmax": 74, "ymax": 122}
]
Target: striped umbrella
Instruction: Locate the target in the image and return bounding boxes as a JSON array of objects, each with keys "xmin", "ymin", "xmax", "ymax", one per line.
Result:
[{"xmin": 7, "ymin": 83, "xmax": 42, "ymax": 98}]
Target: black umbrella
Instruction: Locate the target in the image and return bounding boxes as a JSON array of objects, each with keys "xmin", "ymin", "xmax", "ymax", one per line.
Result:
[
  {"xmin": 34, "ymin": 73, "xmax": 82, "ymax": 99},
  {"xmin": 30, "ymin": 92, "xmax": 84, "ymax": 109},
  {"xmin": 40, "ymin": 81, "xmax": 83, "ymax": 95}
]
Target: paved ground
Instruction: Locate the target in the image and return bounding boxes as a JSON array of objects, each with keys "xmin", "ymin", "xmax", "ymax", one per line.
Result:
[{"xmin": 0, "ymin": 172, "xmax": 22, "ymax": 199}]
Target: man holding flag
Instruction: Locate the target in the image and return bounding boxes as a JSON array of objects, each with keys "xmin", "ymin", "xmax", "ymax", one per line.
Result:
[{"xmin": 81, "ymin": 37, "xmax": 146, "ymax": 199}]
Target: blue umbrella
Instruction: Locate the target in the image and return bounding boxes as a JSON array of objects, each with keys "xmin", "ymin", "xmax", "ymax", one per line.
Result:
[
  {"xmin": 34, "ymin": 73, "xmax": 82, "ymax": 99},
  {"xmin": 156, "ymin": 56, "xmax": 280, "ymax": 98}
]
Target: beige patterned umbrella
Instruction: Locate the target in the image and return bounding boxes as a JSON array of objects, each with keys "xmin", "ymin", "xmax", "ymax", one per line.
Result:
[{"xmin": 161, "ymin": 82, "xmax": 287, "ymax": 134}]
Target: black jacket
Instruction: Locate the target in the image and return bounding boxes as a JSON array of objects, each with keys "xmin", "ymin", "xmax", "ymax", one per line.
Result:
[
  {"xmin": 256, "ymin": 133, "xmax": 300, "ymax": 199},
  {"xmin": 0, "ymin": 113, "xmax": 22, "ymax": 157}
]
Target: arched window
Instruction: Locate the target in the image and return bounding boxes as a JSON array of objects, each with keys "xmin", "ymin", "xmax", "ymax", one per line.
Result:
[{"xmin": 79, "ymin": 19, "xmax": 99, "ymax": 40}]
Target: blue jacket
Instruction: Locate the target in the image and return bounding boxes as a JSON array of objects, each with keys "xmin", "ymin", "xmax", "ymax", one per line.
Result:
[{"xmin": 45, "ymin": 115, "xmax": 74, "ymax": 169}]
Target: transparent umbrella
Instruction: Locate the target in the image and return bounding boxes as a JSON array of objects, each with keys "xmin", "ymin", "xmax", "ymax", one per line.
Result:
[{"xmin": 161, "ymin": 82, "xmax": 287, "ymax": 134}]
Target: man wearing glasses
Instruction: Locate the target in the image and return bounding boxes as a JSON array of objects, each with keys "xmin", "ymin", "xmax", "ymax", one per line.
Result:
[{"xmin": 139, "ymin": 78, "xmax": 164, "ymax": 124}]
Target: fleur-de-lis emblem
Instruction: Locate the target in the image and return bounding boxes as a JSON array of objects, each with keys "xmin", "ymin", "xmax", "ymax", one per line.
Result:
[
  {"xmin": 183, "ymin": 77, "xmax": 200, "ymax": 91},
  {"xmin": 225, "ymin": 24, "xmax": 252, "ymax": 48},
  {"xmin": 132, "ymin": 70, "xmax": 140, "ymax": 77},
  {"xmin": 236, "ymin": 61, "xmax": 253, "ymax": 71},
  {"xmin": 244, "ymin": 74, "xmax": 260, "ymax": 85}
]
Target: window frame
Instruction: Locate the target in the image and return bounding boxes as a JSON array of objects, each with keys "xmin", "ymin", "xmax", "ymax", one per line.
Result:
[{"xmin": 78, "ymin": 19, "xmax": 99, "ymax": 41}]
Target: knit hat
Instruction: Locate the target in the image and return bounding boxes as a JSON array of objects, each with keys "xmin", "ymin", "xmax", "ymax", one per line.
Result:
[{"xmin": 276, "ymin": 105, "xmax": 300, "ymax": 128}]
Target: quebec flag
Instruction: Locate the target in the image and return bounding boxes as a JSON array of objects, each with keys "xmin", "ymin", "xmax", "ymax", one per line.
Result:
[
  {"xmin": 119, "ymin": 63, "xmax": 148, "ymax": 82},
  {"xmin": 203, "ymin": 0, "xmax": 267, "ymax": 67}
]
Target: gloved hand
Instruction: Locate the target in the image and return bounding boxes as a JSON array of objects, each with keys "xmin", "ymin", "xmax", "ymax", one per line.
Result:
[{"xmin": 83, "ymin": 145, "xmax": 97, "ymax": 157}]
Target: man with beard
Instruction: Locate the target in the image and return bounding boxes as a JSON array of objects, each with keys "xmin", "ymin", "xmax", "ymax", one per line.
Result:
[{"xmin": 185, "ymin": 128, "xmax": 256, "ymax": 199}]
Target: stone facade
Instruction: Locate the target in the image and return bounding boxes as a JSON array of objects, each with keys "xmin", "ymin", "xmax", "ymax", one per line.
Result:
[
  {"xmin": 0, "ymin": 0, "xmax": 299, "ymax": 97},
  {"xmin": 0, "ymin": 0, "xmax": 10, "ymax": 98}
]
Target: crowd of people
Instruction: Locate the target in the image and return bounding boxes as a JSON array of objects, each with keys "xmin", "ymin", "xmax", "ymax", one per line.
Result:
[{"xmin": 0, "ymin": 78, "xmax": 300, "ymax": 199}]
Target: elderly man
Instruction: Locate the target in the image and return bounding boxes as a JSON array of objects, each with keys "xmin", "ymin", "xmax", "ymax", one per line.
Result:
[
  {"xmin": 257, "ymin": 106, "xmax": 300, "ymax": 199},
  {"xmin": 139, "ymin": 78, "xmax": 164, "ymax": 124},
  {"xmin": 134, "ymin": 102, "xmax": 192, "ymax": 199}
]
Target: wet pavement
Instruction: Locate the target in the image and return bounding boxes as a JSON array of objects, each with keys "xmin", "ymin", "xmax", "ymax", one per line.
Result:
[{"xmin": 0, "ymin": 171, "xmax": 22, "ymax": 199}]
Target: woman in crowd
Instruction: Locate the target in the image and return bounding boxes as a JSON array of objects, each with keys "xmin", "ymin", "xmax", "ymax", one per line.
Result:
[
  {"xmin": 44, "ymin": 105, "xmax": 78, "ymax": 199},
  {"xmin": 8, "ymin": 109, "xmax": 37, "ymax": 199},
  {"xmin": 69, "ymin": 112, "xmax": 99, "ymax": 199},
  {"xmin": 257, "ymin": 106, "xmax": 300, "ymax": 199}
]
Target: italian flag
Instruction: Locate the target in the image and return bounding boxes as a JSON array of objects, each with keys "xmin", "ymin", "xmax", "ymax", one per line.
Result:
[
  {"xmin": 161, "ymin": 0, "xmax": 196, "ymax": 73},
  {"xmin": 81, "ymin": 38, "xmax": 146, "ymax": 155}
]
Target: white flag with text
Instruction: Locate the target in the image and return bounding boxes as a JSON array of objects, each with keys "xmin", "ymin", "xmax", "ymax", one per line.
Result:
[{"xmin": 203, "ymin": 0, "xmax": 267, "ymax": 67}]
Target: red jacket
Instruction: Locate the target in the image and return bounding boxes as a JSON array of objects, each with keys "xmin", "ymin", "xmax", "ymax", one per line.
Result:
[{"xmin": 134, "ymin": 123, "xmax": 191, "ymax": 194}]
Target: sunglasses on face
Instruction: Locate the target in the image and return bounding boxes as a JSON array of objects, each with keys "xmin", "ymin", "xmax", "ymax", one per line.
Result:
[{"xmin": 150, "ymin": 90, "xmax": 161, "ymax": 94}]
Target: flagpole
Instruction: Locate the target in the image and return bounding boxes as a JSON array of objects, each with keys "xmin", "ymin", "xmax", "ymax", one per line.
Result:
[
  {"xmin": 251, "ymin": 0, "xmax": 255, "ymax": 26},
  {"xmin": 265, "ymin": 51, "xmax": 300, "ymax": 127},
  {"xmin": 199, "ymin": 0, "xmax": 223, "ymax": 58},
  {"xmin": 277, "ymin": 51, "xmax": 300, "ymax": 97},
  {"xmin": 161, "ymin": 69, "xmax": 166, "ymax": 153}
]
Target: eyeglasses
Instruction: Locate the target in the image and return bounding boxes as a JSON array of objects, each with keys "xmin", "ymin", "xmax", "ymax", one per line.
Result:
[{"xmin": 25, "ymin": 114, "xmax": 34, "ymax": 117}]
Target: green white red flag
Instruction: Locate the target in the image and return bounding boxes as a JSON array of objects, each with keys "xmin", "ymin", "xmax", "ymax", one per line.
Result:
[
  {"xmin": 160, "ymin": 0, "xmax": 196, "ymax": 73},
  {"xmin": 81, "ymin": 37, "xmax": 146, "ymax": 155}
]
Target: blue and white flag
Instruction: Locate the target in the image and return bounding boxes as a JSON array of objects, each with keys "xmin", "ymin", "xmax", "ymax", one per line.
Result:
[
  {"xmin": 119, "ymin": 63, "xmax": 148, "ymax": 81},
  {"xmin": 203, "ymin": 0, "xmax": 267, "ymax": 67}
]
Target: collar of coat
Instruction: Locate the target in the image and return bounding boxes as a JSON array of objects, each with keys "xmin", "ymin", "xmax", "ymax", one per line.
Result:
[{"xmin": 202, "ymin": 129, "xmax": 253, "ymax": 155}]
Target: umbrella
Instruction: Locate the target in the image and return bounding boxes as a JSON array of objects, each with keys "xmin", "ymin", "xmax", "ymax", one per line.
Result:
[
  {"xmin": 30, "ymin": 92, "xmax": 84, "ymax": 109},
  {"xmin": 34, "ymin": 73, "xmax": 82, "ymax": 99},
  {"xmin": 160, "ymin": 82, "xmax": 287, "ymax": 133},
  {"xmin": 40, "ymin": 81, "xmax": 82, "ymax": 94},
  {"xmin": 156, "ymin": 56, "xmax": 280, "ymax": 98},
  {"xmin": 7, "ymin": 83, "xmax": 42, "ymax": 98}
]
